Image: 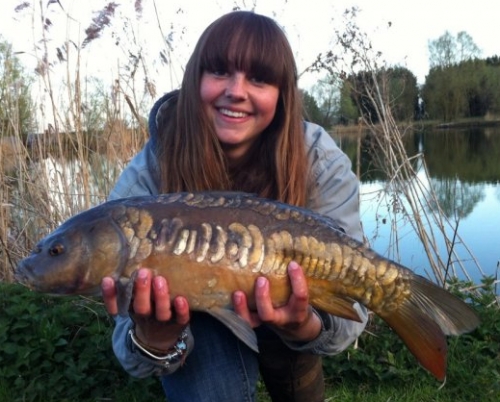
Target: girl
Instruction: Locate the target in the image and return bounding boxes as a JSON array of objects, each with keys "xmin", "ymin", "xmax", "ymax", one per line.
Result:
[{"xmin": 102, "ymin": 11, "xmax": 367, "ymax": 402}]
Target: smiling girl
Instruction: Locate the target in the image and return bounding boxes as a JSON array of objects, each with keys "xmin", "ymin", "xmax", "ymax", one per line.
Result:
[{"xmin": 102, "ymin": 11, "xmax": 367, "ymax": 402}]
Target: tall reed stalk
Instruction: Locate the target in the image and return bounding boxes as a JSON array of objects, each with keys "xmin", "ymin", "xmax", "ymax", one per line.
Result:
[
  {"xmin": 316, "ymin": 8, "xmax": 485, "ymax": 285},
  {"xmin": 358, "ymin": 78, "xmax": 483, "ymax": 284}
]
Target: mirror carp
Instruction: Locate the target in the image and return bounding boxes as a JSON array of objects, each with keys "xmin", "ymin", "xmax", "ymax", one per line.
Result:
[{"xmin": 15, "ymin": 191, "xmax": 480, "ymax": 380}]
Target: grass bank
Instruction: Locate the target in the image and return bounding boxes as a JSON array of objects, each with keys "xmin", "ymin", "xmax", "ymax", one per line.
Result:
[{"xmin": 1, "ymin": 278, "xmax": 498, "ymax": 402}]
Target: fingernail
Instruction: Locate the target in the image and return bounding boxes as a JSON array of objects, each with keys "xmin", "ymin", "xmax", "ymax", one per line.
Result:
[
  {"xmin": 153, "ymin": 276, "xmax": 165, "ymax": 291},
  {"xmin": 233, "ymin": 292, "xmax": 242, "ymax": 304},
  {"xmin": 101, "ymin": 277, "xmax": 113, "ymax": 289},
  {"xmin": 257, "ymin": 277, "xmax": 267, "ymax": 288},
  {"xmin": 288, "ymin": 261, "xmax": 299, "ymax": 271},
  {"xmin": 174, "ymin": 297, "xmax": 185, "ymax": 310},
  {"xmin": 138, "ymin": 269, "xmax": 148, "ymax": 284}
]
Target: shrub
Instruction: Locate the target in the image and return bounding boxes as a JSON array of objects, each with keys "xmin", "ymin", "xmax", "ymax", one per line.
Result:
[{"xmin": 0, "ymin": 282, "xmax": 164, "ymax": 402}]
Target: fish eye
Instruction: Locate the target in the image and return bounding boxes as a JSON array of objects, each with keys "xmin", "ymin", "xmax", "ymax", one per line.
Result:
[{"xmin": 48, "ymin": 243, "xmax": 65, "ymax": 257}]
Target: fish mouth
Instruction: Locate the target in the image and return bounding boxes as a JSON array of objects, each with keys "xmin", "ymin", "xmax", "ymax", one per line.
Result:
[{"xmin": 14, "ymin": 261, "xmax": 37, "ymax": 289}]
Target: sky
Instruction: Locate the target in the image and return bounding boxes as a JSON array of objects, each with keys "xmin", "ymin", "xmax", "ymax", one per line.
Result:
[{"xmin": 1, "ymin": 0, "xmax": 499, "ymax": 91}]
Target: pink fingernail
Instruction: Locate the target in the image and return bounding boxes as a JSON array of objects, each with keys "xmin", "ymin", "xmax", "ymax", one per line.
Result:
[
  {"xmin": 233, "ymin": 292, "xmax": 242, "ymax": 304},
  {"xmin": 153, "ymin": 277, "xmax": 164, "ymax": 290},
  {"xmin": 101, "ymin": 277, "xmax": 113, "ymax": 289},
  {"xmin": 175, "ymin": 297, "xmax": 185, "ymax": 309},
  {"xmin": 138, "ymin": 269, "xmax": 148, "ymax": 283}
]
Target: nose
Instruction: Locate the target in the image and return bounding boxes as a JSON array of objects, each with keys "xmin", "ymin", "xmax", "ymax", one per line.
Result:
[{"xmin": 225, "ymin": 72, "xmax": 248, "ymax": 100}]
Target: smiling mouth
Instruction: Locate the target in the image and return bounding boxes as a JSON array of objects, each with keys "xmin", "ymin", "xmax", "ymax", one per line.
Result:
[{"xmin": 218, "ymin": 108, "xmax": 249, "ymax": 118}]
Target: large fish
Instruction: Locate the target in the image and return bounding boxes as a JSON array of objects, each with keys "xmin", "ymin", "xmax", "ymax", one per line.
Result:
[{"xmin": 15, "ymin": 192, "xmax": 479, "ymax": 380}]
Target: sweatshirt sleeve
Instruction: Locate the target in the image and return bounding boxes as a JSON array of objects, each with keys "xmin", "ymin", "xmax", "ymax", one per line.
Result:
[
  {"xmin": 107, "ymin": 141, "xmax": 195, "ymax": 378},
  {"xmin": 281, "ymin": 122, "xmax": 368, "ymax": 355}
]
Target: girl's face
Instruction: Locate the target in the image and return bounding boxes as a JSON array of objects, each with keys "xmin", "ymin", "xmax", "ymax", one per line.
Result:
[{"xmin": 200, "ymin": 70, "xmax": 279, "ymax": 162}]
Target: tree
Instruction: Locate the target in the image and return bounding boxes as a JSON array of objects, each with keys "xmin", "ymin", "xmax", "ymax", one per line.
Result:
[
  {"xmin": 428, "ymin": 31, "xmax": 456, "ymax": 68},
  {"xmin": 339, "ymin": 67, "xmax": 418, "ymax": 124},
  {"xmin": 386, "ymin": 67, "xmax": 419, "ymax": 122},
  {"xmin": 422, "ymin": 58, "xmax": 500, "ymax": 120},
  {"xmin": 428, "ymin": 30, "xmax": 481, "ymax": 69},
  {"xmin": 301, "ymin": 90, "xmax": 324, "ymax": 126},
  {"xmin": 456, "ymin": 31, "xmax": 481, "ymax": 62},
  {"xmin": 0, "ymin": 38, "xmax": 36, "ymax": 139},
  {"xmin": 338, "ymin": 81, "xmax": 359, "ymax": 125},
  {"xmin": 304, "ymin": 75, "xmax": 340, "ymax": 129}
]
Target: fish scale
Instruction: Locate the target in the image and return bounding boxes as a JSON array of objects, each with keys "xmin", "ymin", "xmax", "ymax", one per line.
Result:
[{"xmin": 15, "ymin": 191, "xmax": 480, "ymax": 381}]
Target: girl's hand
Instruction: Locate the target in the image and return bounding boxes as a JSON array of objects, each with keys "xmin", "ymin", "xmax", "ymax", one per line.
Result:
[
  {"xmin": 101, "ymin": 268, "xmax": 190, "ymax": 352},
  {"xmin": 233, "ymin": 261, "xmax": 322, "ymax": 342}
]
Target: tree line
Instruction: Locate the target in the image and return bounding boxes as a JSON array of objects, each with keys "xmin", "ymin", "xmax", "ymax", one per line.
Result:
[{"xmin": 303, "ymin": 31, "xmax": 500, "ymax": 127}]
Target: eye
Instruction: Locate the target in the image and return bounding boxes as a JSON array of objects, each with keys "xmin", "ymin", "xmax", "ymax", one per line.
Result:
[
  {"xmin": 48, "ymin": 243, "xmax": 65, "ymax": 257},
  {"xmin": 212, "ymin": 70, "xmax": 229, "ymax": 78},
  {"xmin": 250, "ymin": 76, "xmax": 266, "ymax": 85}
]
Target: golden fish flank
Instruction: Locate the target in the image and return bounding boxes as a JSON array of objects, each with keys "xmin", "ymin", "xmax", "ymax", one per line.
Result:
[{"xmin": 112, "ymin": 204, "xmax": 411, "ymax": 315}]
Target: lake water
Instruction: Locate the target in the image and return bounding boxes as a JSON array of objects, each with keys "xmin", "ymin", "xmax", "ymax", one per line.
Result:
[{"xmin": 333, "ymin": 125, "xmax": 500, "ymax": 286}]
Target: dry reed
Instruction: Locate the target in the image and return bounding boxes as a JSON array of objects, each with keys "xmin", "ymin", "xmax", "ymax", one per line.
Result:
[{"xmin": 0, "ymin": 1, "xmax": 151, "ymax": 281}]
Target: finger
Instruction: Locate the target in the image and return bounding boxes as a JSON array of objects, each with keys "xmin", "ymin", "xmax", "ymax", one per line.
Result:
[
  {"xmin": 288, "ymin": 261, "xmax": 309, "ymax": 305},
  {"xmin": 233, "ymin": 291, "xmax": 249, "ymax": 317},
  {"xmin": 173, "ymin": 296, "xmax": 190, "ymax": 326},
  {"xmin": 133, "ymin": 268, "xmax": 153, "ymax": 316},
  {"xmin": 233, "ymin": 291, "xmax": 261, "ymax": 328},
  {"xmin": 254, "ymin": 276, "xmax": 276, "ymax": 322},
  {"xmin": 152, "ymin": 275, "xmax": 172, "ymax": 321},
  {"xmin": 101, "ymin": 277, "xmax": 118, "ymax": 316}
]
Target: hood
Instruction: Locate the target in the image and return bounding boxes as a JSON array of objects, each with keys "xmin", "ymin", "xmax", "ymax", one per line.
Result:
[{"xmin": 148, "ymin": 90, "xmax": 180, "ymax": 147}]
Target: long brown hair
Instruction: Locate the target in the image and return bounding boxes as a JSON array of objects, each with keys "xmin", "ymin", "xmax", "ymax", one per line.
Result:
[{"xmin": 155, "ymin": 11, "xmax": 309, "ymax": 206}]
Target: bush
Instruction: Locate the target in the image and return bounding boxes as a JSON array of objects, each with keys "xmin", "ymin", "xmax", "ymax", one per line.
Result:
[{"xmin": 0, "ymin": 282, "xmax": 164, "ymax": 402}]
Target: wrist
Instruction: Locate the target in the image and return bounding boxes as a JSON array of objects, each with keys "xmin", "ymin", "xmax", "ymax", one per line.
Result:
[
  {"xmin": 129, "ymin": 326, "xmax": 189, "ymax": 366},
  {"xmin": 276, "ymin": 308, "xmax": 323, "ymax": 343},
  {"xmin": 134, "ymin": 324, "xmax": 185, "ymax": 352},
  {"xmin": 293, "ymin": 309, "xmax": 323, "ymax": 341}
]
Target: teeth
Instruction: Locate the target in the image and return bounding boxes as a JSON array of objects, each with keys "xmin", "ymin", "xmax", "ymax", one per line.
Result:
[{"xmin": 219, "ymin": 108, "xmax": 247, "ymax": 118}]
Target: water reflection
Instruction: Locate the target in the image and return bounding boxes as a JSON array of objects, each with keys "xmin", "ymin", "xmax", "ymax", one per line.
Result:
[
  {"xmin": 423, "ymin": 127, "xmax": 500, "ymax": 183},
  {"xmin": 429, "ymin": 179, "xmax": 484, "ymax": 219},
  {"xmin": 334, "ymin": 126, "xmax": 500, "ymax": 283}
]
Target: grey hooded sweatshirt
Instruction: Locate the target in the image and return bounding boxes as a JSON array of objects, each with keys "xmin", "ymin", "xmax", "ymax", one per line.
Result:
[{"xmin": 108, "ymin": 91, "xmax": 368, "ymax": 377}]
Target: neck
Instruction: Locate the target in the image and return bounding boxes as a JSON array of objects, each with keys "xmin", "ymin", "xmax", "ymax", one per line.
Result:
[{"xmin": 222, "ymin": 143, "xmax": 254, "ymax": 169}]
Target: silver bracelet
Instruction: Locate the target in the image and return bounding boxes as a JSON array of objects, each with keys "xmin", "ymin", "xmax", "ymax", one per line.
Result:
[{"xmin": 128, "ymin": 327, "xmax": 188, "ymax": 367}]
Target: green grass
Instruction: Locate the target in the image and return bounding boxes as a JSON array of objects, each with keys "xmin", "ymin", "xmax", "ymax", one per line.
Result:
[{"xmin": 0, "ymin": 278, "xmax": 498, "ymax": 402}]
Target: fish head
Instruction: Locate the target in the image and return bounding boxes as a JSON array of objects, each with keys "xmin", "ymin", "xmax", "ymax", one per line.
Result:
[{"xmin": 15, "ymin": 214, "xmax": 129, "ymax": 296}]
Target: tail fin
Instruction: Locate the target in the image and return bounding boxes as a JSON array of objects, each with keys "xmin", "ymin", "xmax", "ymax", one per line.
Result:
[
  {"xmin": 408, "ymin": 275, "xmax": 480, "ymax": 335},
  {"xmin": 381, "ymin": 275, "xmax": 480, "ymax": 380}
]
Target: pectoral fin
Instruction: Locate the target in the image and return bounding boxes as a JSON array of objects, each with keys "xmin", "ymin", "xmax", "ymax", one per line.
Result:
[
  {"xmin": 115, "ymin": 273, "xmax": 137, "ymax": 317},
  {"xmin": 206, "ymin": 308, "xmax": 259, "ymax": 353}
]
